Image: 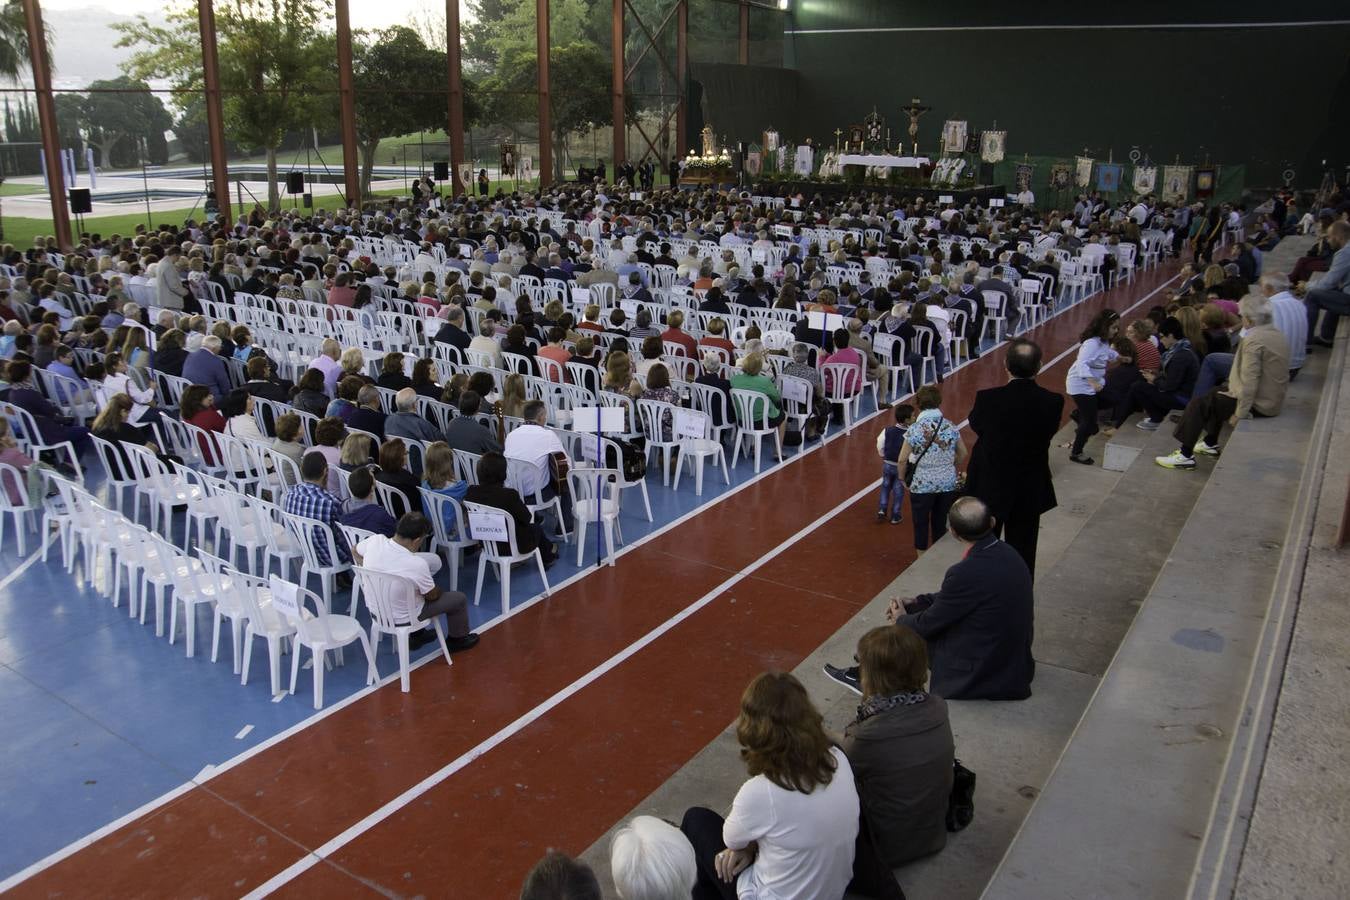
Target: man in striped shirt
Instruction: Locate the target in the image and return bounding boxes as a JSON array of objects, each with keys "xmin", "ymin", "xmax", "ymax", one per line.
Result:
[{"xmin": 1192, "ymin": 273, "xmax": 1307, "ymax": 398}]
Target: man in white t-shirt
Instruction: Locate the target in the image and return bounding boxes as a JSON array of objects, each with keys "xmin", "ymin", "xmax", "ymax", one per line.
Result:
[
  {"xmin": 352, "ymin": 512, "xmax": 479, "ymax": 652},
  {"xmin": 503, "ymin": 399, "xmax": 570, "ymax": 524}
]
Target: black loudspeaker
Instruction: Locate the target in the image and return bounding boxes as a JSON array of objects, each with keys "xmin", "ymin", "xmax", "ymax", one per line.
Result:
[
  {"xmin": 433, "ymin": 161, "xmax": 449, "ymax": 181},
  {"xmin": 302, "ymin": 193, "xmax": 313, "ymax": 209},
  {"xmin": 69, "ymin": 188, "xmax": 92, "ymax": 214},
  {"xmin": 286, "ymin": 171, "xmax": 305, "ymax": 193}
]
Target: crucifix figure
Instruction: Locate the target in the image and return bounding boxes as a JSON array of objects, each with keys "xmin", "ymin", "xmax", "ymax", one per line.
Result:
[
  {"xmin": 834, "ymin": 128, "xmax": 843, "ymax": 153},
  {"xmin": 901, "ymin": 98, "xmax": 931, "ymax": 155}
]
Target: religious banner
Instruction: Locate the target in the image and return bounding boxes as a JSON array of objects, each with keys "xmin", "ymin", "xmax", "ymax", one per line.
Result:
[
  {"xmin": 965, "ymin": 132, "xmax": 980, "ymax": 155},
  {"xmin": 763, "ymin": 130, "xmax": 780, "ymax": 153},
  {"xmin": 1097, "ymin": 163, "xmax": 1123, "ymax": 193},
  {"xmin": 1075, "ymin": 156, "xmax": 1094, "ymax": 188},
  {"xmin": 941, "ymin": 120, "xmax": 968, "ymax": 155},
  {"xmin": 747, "ymin": 151, "xmax": 762, "ymax": 176},
  {"xmin": 1050, "ymin": 163, "xmax": 1073, "ymax": 190},
  {"xmin": 457, "ymin": 163, "xmax": 474, "ymax": 190},
  {"xmin": 1015, "ymin": 163, "xmax": 1034, "ymax": 192},
  {"xmin": 980, "ymin": 130, "xmax": 1006, "ymax": 163},
  {"xmin": 1194, "ymin": 167, "xmax": 1217, "ymax": 198},
  {"xmin": 776, "ymin": 145, "xmax": 788, "ymax": 172},
  {"xmin": 500, "ymin": 143, "xmax": 516, "ymax": 179},
  {"xmin": 1132, "ymin": 165, "xmax": 1158, "ymax": 195},
  {"xmin": 1162, "ymin": 165, "xmax": 1191, "ymax": 202}
]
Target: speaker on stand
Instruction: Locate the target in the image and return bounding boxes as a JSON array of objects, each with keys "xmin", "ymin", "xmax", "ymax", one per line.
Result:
[
  {"xmin": 286, "ymin": 171, "xmax": 305, "ymax": 194},
  {"xmin": 433, "ymin": 161, "xmax": 449, "ymax": 181},
  {"xmin": 69, "ymin": 188, "xmax": 92, "ymax": 235}
]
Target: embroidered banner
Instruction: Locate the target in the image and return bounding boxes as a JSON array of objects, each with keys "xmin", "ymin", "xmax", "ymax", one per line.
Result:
[
  {"xmin": 1015, "ymin": 163, "xmax": 1034, "ymax": 192},
  {"xmin": 1050, "ymin": 163, "xmax": 1073, "ymax": 190},
  {"xmin": 1075, "ymin": 156, "xmax": 1094, "ymax": 188},
  {"xmin": 1194, "ymin": 167, "xmax": 1217, "ymax": 198},
  {"xmin": 1096, "ymin": 163, "xmax": 1123, "ymax": 193},
  {"xmin": 1132, "ymin": 165, "xmax": 1157, "ymax": 195},
  {"xmin": 941, "ymin": 120, "xmax": 968, "ymax": 155},
  {"xmin": 980, "ymin": 130, "xmax": 1006, "ymax": 163},
  {"xmin": 1162, "ymin": 165, "xmax": 1192, "ymax": 202}
]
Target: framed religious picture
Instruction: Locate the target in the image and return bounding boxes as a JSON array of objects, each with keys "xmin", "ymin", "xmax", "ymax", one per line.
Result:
[
  {"xmin": 1162, "ymin": 165, "xmax": 1192, "ymax": 203},
  {"xmin": 1015, "ymin": 163, "xmax": 1034, "ymax": 192},
  {"xmin": 1195, "ymin": 167, "xmax": 1217, "ymax": 198},
  {"xmin": 941, "ymin": 120, "xmax": 968, "ymax": 156},
  {"xmin": 747, "ymin": 151, "xmax": 762, "ymax": 176},
  {"xmin": 1050, "ymin": 163, "xmax": 1072, "ymax": 190},
  {"xmin": 849, "ymin": 125, "xmax": 865, "ymax": 151}
]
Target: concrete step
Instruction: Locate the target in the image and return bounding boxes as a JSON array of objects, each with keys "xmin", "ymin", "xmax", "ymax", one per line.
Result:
[{"xmin": 577, "ymin": 415, "xmax": 1210, "ymax": 899}]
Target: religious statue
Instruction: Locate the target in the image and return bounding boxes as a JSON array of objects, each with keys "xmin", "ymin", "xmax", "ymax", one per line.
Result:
[
  {"xmin": 900, "ymin": 98, "xmax": 931, "ymax": 155},
  {"xmin": 701, "ymin": 125, "xmax": 716, "ymax": 157}
]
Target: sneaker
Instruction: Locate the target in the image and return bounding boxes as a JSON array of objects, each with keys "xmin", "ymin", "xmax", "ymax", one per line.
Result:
[
  {"xmin": 876, "ymin": 510, "xmax": 886, "ymax": 523},
  {"xmin": 890, "ymin": 514, "xmax": 902, "ymax": 525},
  {"xmin": 1135, "ymin": 418, "xmax": 1161, "ymax": 431},
  {"xmin": 1193, "ymin": 441, "xmax": 1220, "ymax": 456},
  {"xmin": 1155, "ymin": 450, "xmax": 1196, "ymax": 469},
  {"xmin": 823, "ymin": 663, "xmax": 862, "ymax": 696}
]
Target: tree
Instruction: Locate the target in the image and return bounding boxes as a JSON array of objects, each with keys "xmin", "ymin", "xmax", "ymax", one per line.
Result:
[
  {"xmin": 69, "ymin": 78, "xmax": 173, "ymax": 169},
  {"xmin": 0, "ymin": 0, "xmax": 43, "ymax": 83},
  {"xmin": 353, "ymin": 26, "xmax": 480, "ymax": 199},
  {"xmin": 116, "ymin": 0, "xmax": 334, "ymax": 210}
]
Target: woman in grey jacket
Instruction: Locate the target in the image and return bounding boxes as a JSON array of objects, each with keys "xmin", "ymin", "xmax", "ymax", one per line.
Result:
[{"xmin": 842, "ymin": 625, "xmax": 955, "ymax": 867}]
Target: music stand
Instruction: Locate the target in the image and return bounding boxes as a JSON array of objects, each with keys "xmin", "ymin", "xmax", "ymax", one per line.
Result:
[{"xmin": 572, "ymin": 405, "xmax": 625, "ymax": 568}]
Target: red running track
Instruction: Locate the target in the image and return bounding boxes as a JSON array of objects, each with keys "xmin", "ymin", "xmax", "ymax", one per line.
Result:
[{"xmin": 8, "ymin": 264, "xmax": 1178, "ymax": 898}]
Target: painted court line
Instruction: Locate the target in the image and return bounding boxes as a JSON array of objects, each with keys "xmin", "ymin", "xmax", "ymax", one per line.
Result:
[
  {"xmin": 242, "ymin": 477, "xmax": 887, "ymax": 898},
  {"xmin": 234, "ymin": 725, "xmax": 254, "ymax": 741}
]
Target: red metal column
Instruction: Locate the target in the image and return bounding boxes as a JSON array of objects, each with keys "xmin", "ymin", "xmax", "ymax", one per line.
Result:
[
  {"xmin": 197, "ymin": 0, "xmax": 233, "ymax": 228},
  {"xmin": 21, "ymin": 0, "xmax": 70, "ymax": 249},
  {"xmin": 612, "ymin": 0, "xmax": 625, "ymax": 170},
  {"xmin": 334, "ymin": 0, "xmax": 361, "ymax": 208},
  {"xmin": 537, "ymin": 0, "xmax": 551, "ymax": 188},
  {"xmin": 446, "ymin": 0, "xmax": 466, "ymax": 196},
  {"xmin": 738, "ymin": 0, "xmax": 749, "ymax": 65},
  {"xmin": 676, "ymin": 0, "xmax": 687, "ymax": 157}
]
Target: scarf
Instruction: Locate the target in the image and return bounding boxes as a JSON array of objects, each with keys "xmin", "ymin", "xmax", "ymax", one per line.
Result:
[
  {"xmin": 1162, "ymin": 337, "xmax": 1192, "ymax": 368},
  {"xmin": 856, "ymin": 690, "xmax": 928, "ymax": 723}
]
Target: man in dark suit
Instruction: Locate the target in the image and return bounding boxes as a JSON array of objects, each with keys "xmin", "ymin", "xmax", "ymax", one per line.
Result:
[
  {"xmin": 825, "ymin": 497, "xmax": 1034, "ymax": 701},
  {"xmin": 962, "ymin": 339, "xmax": 1063, "ymax": 577},
  {"xmin": 347, "ymin": 385, "xmax": 387, "ymax": 440},
  {"xmin": 894, "ymin": 497, "xmax": 1034, "ymax": 700},
  {"xmin": 974, "ymin": 264, "xmax": 1021, "ymax": 332}
]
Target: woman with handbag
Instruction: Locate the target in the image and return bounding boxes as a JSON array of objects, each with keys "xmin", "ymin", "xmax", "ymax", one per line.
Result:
[{"xmin": 896, "ymin": 384, "xmax": 967, "ymax": 555}]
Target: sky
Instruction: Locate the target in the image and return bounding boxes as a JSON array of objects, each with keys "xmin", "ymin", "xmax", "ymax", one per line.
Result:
[{"xmin": 36, "ymin": 0, "xmax": 451, "ymax": 32}]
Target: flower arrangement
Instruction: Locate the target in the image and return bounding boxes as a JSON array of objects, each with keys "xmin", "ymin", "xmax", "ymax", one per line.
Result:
[{"xmin": 683, "ymin": 151, "xmax": 733, "ymax": 173}]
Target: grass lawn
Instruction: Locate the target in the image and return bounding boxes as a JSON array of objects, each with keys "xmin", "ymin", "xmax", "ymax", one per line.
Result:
[{"xmin": 0, "ymin": 183, "xmax": 45, "ymax": 197}]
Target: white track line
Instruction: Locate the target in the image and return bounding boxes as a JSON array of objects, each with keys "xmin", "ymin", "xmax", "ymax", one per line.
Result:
[
  {"xmin": 241, "ymin": 477, "xmax": 887, "ymax": 898},
  {"xmin": 0, "ymin": 535, "xmax": 52, "ymax": 593},
  {"xmin": 1, "ymin": 267, "xmax": 1180, "ymax": 893}
]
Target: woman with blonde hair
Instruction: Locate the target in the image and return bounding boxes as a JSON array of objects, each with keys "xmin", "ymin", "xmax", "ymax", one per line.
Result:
[
  {"xmin": 339, "ymin": 432, "xmax": 373, "ymax": 471},
  {"xmin": 681, "ymin": 671, "xmax": 859, "ymax": 900},
  {"xmin": 339, "ymin": 346, "xmax": 371, "ymax": 383},
  {"xmin": 499, "ymin": 372, "xmax": 527, "ymax": 419},
  {"xmin": 420, "ymin": 441, "xmax": 468, "ymax": 533}
]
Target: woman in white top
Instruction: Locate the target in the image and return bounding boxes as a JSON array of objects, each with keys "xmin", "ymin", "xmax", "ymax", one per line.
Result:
[
  {"xmin": 221, "ymin": 387, "xmax": 266, "ymax": 444},
  {"xmin": 101, "ymin": 351, "xmax": 163, "ymax": 426},
  {"xmin": 682, "ymin": 672, "xmax": 859, "ymax": 900},
  {"xmin": 1065, "ymin": 309, "xmax": 1120, "ymax": 466}
]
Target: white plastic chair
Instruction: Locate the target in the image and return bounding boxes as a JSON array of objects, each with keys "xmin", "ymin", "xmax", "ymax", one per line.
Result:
[
  {"xmin": 266, "ymin": 574, "xmax": 377, "ymax": 709},
  {"xmin": 464, "ymin": 500, "xmax": 551, "ymax": 614},
  {"xmin": 420, "ymin": 488, "xmax": 476, "ymax": 591},
  {"xmin": 567, "ymin": 467, "xmax": 623, "ymax": 567},
  {"xmin": 636, "ymin": 398, "xmax": 681, "ymax": 486},
  {"xmin": 282, "ymin": 511, "xmax": 353, "ymax": 616},
  {"xmin": 123, "ymin": 444, "xmax": 201, "ymax": 543},
  {"xmin": 674, "ymin": 404, "xmax": 731, "ymax": 493},
  {"xmin": 821, "ymin": 362, "xmax": 864, "ymax": 434},
  {"xmin": 730, "ymin": 388, "xmax": 782, "ymax": 473},
  {"xmin": 979, "ymin": 291, "xmax": 1007, "ymax": 344},
  {"xmin": 0, "ymin": 461, "xmax": 42, "ymax": 555},
  {"xmin": 353, "ymin": 565, "xmax": 453, "ymax": 693}
]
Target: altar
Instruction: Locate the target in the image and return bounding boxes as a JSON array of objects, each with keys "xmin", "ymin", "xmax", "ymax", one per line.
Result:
[{"xmin": 837, "ymin": 154, "xmax": 931, "ymax": 169}]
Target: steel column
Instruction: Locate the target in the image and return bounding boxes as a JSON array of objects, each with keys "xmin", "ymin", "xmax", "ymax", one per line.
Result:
[
  {"xmin": 676, "ymin": 0, "xmax": 687, "ymax": 157},
  {"xmin": 738, "ymin": 0, "xmax": 749, "ymax": 65},
  {"xmin": 21, "ymin": 0, "xmax": 70, "ymax": 249},
  {"xmin": 612, "ymin": 0, "xmax": 625, "ymax": 169},
  {"xmin": 537, "ymin": 0, "xmax": 551, "ymax": 187},
  {"xmin": 334, "ymin": 0, "xmax": 361, "ymax": 208},
  {"xmin": 196, "ymin": 0, "xmax": 233, "ymax": 228},
  {"xmin": 446, "ymin": 0, "xmax": 466, "ymax": 195}
]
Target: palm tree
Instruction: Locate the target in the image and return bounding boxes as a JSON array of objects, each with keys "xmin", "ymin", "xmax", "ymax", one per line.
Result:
[{"xmin": 0, "ymin": 0, "xmax": 34, "ymax": 83}]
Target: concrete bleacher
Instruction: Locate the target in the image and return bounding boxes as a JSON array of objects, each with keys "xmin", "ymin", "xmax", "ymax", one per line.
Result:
[{"xmin": 579, "ymin": 234, "xmax": 1350, "ymax": 898}]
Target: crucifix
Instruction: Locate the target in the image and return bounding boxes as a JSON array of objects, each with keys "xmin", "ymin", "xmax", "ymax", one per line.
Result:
[
  {"xmin": 834, "ymin": 128, "xmax": 843, "ymax": 153},
  {"xmin": 900, "ymin": 98, "xmax": 931, "ymax": 156}
]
